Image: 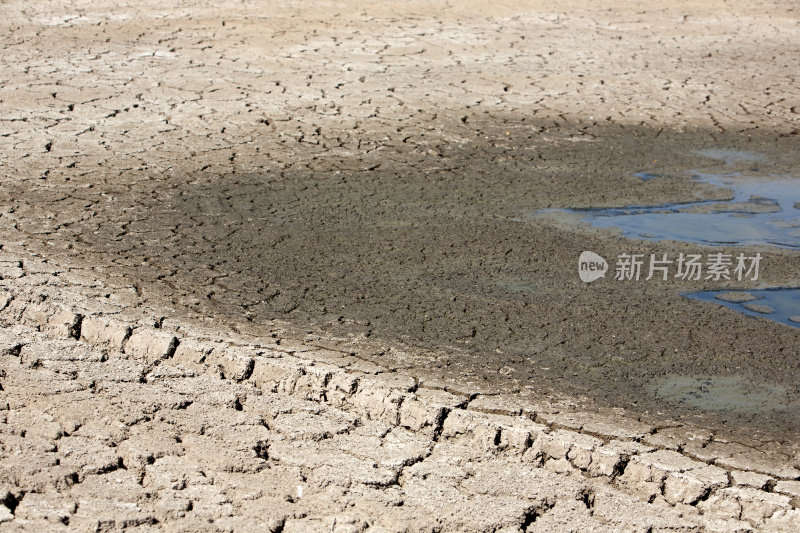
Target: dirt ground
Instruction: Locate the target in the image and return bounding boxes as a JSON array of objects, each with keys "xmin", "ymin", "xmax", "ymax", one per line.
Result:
[{"xmin": 1, "ymin": 0, "xmax": 799, "ymax": 530}]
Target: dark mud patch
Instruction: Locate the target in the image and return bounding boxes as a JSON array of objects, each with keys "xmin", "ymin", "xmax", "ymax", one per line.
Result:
[{"xmin": 3, "ymin": 120, "xmax": 799, "ymax": 441}]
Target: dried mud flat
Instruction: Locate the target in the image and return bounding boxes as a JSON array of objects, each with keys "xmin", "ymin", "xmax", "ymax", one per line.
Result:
[{"xmin": 1, "ymin": 0, "xmax": 800, "ymax": 531}]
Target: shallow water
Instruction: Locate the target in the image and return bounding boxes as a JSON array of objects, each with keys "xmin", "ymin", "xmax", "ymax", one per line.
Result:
[
  {"xmin": 686, "ymin": 288, "xmax": 800, "ymax": 329},
  {"xmin": 649, "ymin": 375, "xmax": 796, "ymax": 415},
  {"xmin": 570, "ymin": 171, "xmax": 800, "ymax": 248},
  {"xmin": 633, "ymin": 171, "xmax": 662, "ymax": 181}
]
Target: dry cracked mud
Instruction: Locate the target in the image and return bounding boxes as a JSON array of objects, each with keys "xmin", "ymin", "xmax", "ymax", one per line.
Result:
[{"xmin": 1, "ymin": 0, "xmax": 799, "ymax": 531}]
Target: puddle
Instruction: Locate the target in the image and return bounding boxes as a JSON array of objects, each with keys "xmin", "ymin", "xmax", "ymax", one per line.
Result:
[
  {"xmin": 633, "ymin": 171, "xmax": 662, "ymax": 181},
  {"xmin": 686, "ymin": 288, "xmax": 800, "ymax": 328},
  {"xmin": 566, "ymin": 172, "xmax": 800, "ymax": 248},
  {"xmin": 649, "ymin": 375, "xmax": 795, "ymax": 415},
  {"xmin": 540, "ymin": 152, "xmax": 800, "ymax": 329}
]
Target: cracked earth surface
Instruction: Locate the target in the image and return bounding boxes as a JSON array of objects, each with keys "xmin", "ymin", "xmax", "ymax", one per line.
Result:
[{"xmin": 1, "ymin": 0, "xmax": 800, "ymax": 530}]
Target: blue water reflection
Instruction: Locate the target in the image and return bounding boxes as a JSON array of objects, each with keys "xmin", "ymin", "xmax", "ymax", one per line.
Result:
[
  {"xmin": 573, "ymin": 172, "xmax": 800, "ymax": 249},
  {"xmin": 685, "ymin": 288, "xmax": 800, "ymax": 329}
]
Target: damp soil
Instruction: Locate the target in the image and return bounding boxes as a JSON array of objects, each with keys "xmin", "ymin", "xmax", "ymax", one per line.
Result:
[{"xmin": 4, "ymin": 120, "xmax": 800, "ymax": 440}]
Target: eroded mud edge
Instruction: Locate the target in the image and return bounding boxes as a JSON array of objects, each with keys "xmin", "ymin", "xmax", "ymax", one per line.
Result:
[{"xmin": 2, "ymin": 245, "xmax": 800, "ymax": 530}]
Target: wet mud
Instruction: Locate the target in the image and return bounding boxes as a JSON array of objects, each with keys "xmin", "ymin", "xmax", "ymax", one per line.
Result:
[{"xmin": 3, "ymin": 121, "xmax": 799, "ymax": 439}]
